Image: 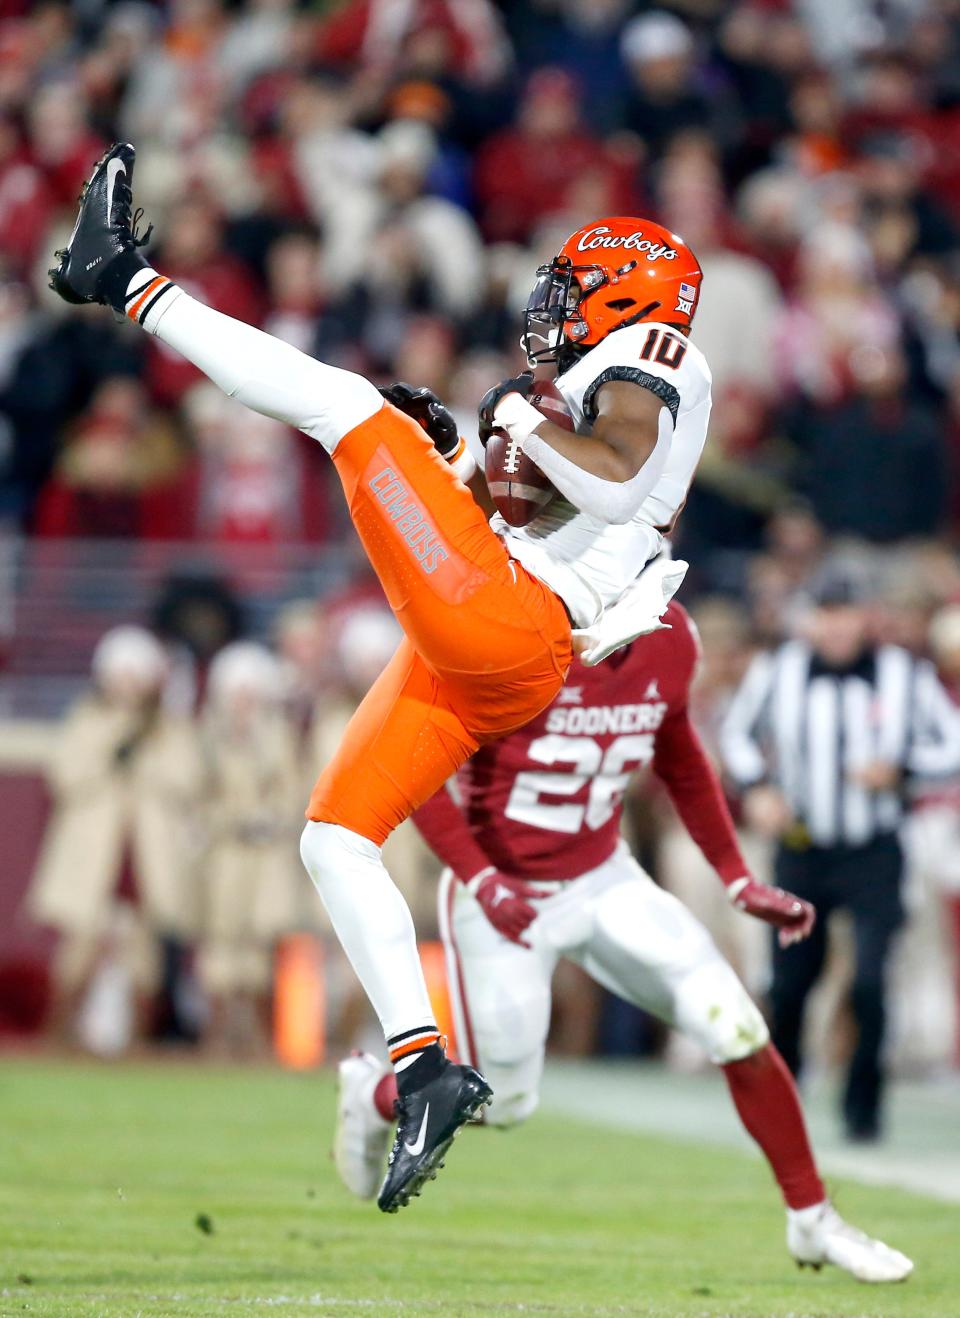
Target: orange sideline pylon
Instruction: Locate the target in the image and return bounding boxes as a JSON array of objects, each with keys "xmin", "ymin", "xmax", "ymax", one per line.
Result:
[
  {"xmin": 420, "ymin": 940, "xmax": 457, "ymax": 1059},
  {"xmin": 274, "ymin": 933, "xmax": 325, "ymax": 1069}
]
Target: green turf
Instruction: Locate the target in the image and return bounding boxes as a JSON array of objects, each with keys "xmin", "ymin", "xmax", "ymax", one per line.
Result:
[{"xmin": 1, "ymin": 1059, "xmax": 957, "ymax": 1317}]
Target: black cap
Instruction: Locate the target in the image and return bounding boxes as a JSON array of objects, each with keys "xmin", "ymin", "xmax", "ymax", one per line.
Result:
[{"xmin": 808, "ymin": 564, "xmax": 871, "ymax": 607}]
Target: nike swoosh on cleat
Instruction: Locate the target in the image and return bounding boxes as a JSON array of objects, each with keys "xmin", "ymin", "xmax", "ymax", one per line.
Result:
[
  {"xmin": 403, "ymin": 1104, "xmax": 429, "ymax": 1156},
  {"xmin": 105, "ymin": 157, "xmax": 126, "ymax": 221}
]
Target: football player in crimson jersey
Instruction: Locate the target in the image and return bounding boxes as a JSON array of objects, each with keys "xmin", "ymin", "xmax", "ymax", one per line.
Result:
[
  {"xmin": 334, "ymin": 602, "xmax": 913, "ymax": 1283},
  {"xmin": 50, "ymin": 144, "xmax": 719, "ymax": 1213}
]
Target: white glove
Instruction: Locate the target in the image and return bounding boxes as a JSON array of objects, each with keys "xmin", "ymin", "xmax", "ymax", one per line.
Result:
[
  {"xmin": 572, "ymin": 557, "xmax": 688, "ymax": 666},
  {"xmin": 492, "ymin": 391, "xmax": 546, "ymax": 444}
]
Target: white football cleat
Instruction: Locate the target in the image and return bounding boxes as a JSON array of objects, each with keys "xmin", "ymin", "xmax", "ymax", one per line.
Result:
[
  {"xmin": 333, "ymin": 1052, "xmax": 393, "ymax": 1199},
  {"xmin": 787, "ymin": 1201, "xmax": 914, "ymax": 1283}
]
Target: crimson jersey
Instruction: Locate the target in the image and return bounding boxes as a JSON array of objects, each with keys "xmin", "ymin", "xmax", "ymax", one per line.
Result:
[{"xmin": 414, "ymin": 602, "xmax": 748, "ymax": 885}]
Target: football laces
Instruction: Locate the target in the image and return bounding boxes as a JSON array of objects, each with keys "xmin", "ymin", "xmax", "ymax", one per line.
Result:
[{"xmin": 504, "ymin": 436, "xmax": 522, "ymax": 475}]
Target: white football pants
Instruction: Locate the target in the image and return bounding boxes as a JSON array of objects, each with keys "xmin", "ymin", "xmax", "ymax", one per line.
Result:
[
  {"xmin": 439, "ymin": 842, "xmax": 769, "ymax": 1126},
  {"xmin": 148, "ymin": 287, "xmax": 382, "ymax": 455}
]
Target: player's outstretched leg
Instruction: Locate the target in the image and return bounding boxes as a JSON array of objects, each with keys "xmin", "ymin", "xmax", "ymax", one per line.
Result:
[
  {"xmin": 723, "ymin": 1047, "xmax": 913, "ymax": 1282},
  {"xmin": 332, "ymin": 865, "xmax": 554, "ymax": 1203},
  {"xmin": 51, "ymin": 143, "xmax": 496, "ymax": 1198},
  {"xmin": 298, "ymin": 822, "xmax": 492, "ymax": 1218},
  {"xmin": 573, "ymin": 857, "xmax": 913, "ymax": 1283},
  {"xmin": 49, "ymin": 143, "xmax": 385, "ymax": 452},
  {"xmin": 50, "ymin": 144, "xmax": 553, "ymax": 1214},
  {"xmin": 49, "ymin": 145, "xmax": 570, "ymax": 720},
  {"xmin": 301, "ymin": 647, "xmax": 493, "ymax": 1211}
]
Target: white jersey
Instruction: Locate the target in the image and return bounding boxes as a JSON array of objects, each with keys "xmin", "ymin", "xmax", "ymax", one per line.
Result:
[{"xmin": 494, "ymin": 323, "xmax": 712, "ymax": 627}]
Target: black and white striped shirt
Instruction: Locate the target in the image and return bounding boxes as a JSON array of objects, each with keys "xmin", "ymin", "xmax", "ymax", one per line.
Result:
[{"xmin": 720, "ymin": 642, "xmax": 960, "ymax": 848}]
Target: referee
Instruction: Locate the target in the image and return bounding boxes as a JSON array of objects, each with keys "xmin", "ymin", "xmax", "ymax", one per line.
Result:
[{"xmin": 720, "ymin": 566, "xmax": 960, "ymax": 1140}]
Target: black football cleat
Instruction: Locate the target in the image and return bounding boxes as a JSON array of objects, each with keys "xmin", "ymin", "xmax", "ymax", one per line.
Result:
[
  {"xmin": 48, "ymin": 142, "xmax": 152, "ymax": 309},
  {"xmin": 377, "ymin": 1061, "xmax": 492, "ymax": 1214}
]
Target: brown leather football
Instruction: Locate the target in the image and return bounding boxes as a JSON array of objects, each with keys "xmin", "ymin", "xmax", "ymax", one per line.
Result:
[{"xmin": 484, "ymin": 381, "xmax": 574, "ymax": 527}]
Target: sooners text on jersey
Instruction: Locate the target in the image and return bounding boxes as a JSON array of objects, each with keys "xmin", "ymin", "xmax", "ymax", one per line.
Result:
[{"xmin": 456, "ymin": 601, "xmax": 698, "ymax": 880}]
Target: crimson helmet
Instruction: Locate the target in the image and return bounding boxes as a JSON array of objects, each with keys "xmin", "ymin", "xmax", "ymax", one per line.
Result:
[{"xmin": 522, "ymin": 216, "xmax": 703, "ymax": 371}]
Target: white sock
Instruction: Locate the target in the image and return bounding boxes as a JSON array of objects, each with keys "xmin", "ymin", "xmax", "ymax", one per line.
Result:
[
  {"xmin": 300, "ymin": 821, "xmax": 437, "ymax": 1046},
  {"xmin": 122, "ymin": 269, "xmax": 381, "ymax": 454},
  {"xmin": 787, "ymin": 1201, "xmax": 828, "ymax": 1227},
  {"xmin": 124, "ymin": 267, "xmax": 181, "ymax": 332}
]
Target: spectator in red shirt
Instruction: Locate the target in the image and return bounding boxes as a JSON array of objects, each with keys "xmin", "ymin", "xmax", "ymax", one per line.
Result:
[
  {"xmin": 180, "ymin": 382, "xmax": 331, "ymax": 552},
  {"xmin": 0, "ymin": 115, "xmax": 53, "ymax": 275},
  {"xmin": 474, "ymin": 67, "xmax": 621, "ymax": 243},
  {"xmin": 34, "ymin": 377, "xmax": 187, "ymax": 540},
  {"xmin": 314, "ymin": 0, "xmax": 510, "ymax": 87},
  {"xmin": 27, "ymin": 80, "xmax": 104, "ymax": 208}
]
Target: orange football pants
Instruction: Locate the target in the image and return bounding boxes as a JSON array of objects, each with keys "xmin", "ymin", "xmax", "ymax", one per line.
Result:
[{"xmin": 307, "ymin": 402, "xmax": 573, "ymax": 844}]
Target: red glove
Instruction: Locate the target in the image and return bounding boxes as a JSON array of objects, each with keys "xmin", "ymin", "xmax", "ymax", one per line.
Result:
[
  {"xmin": 727, "ymin": 877, "xmax": 816, "ymax": 948},
  {"xmin": 467, "ymin": 867, "xmax": 540, "ymax": 946}
]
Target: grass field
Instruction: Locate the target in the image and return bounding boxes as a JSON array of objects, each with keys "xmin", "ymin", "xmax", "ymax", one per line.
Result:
[{"xmin": 2, "ymin": 1059, "xmax": 959, "ymax": 1317}]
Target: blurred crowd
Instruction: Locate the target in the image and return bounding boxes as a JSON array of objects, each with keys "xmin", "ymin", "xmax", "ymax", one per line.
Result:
[
  {"xmin": 17, "ymin": 558, "xmax": 960, "ymax": 1083},
  {"xmin": 26, "ymin": 600, "xmax": 443, "ymax": 1057},
  {"xmin": 4, "ymin": 0, "xmax": 960, "ymax": 1075},
  {"xmin": 2, "ymin": 0, "xmax": 960, "ymax": 567}
]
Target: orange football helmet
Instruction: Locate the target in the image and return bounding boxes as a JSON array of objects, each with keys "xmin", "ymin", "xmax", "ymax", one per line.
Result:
[{"xmin": 522, "ymin": 215, "xmax": 703, "ymax": 370}]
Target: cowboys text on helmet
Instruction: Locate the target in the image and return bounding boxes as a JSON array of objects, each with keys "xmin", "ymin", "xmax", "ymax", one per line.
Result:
[{"xmin": 575, "ymin": 226, "xmax": 678, "ymax": 262}]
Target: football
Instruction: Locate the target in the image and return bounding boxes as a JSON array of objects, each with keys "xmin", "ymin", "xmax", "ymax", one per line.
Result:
[{"xmin": 484, "ymin": 380, "xmax": 574, "ymax": 527}]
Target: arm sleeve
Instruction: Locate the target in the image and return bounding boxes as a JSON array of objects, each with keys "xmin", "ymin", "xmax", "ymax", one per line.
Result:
[
  {"xmin": 411, "ymin": 783, "xmax": 494, "ymax": 883},
  {"xmin": 522, "ymin": 421, "xmax": 671, "ymax": 525},
  {"xmin": 906, "ymin": 662, "xmax": 960, "ymax": 778},
  {"xmin": 718, "ymin": 654, "xmax": 776, "ymax": 789},
  {"xmin": 653, "ymin": 705, "xmax": 750, "ymax": 886},
  {"xmin": 516, "ymin": 324, "xmax": 710, "ymax": 525}
]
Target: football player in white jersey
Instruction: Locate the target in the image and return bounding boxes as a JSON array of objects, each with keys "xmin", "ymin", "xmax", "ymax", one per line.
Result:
[
  {"xmin": 475, "ymin": 217, "xmax": 712, "ymax": 630},
  {"xmin": 49, "ymin": 144, "xmax": 713, "ymax": 1213}
]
